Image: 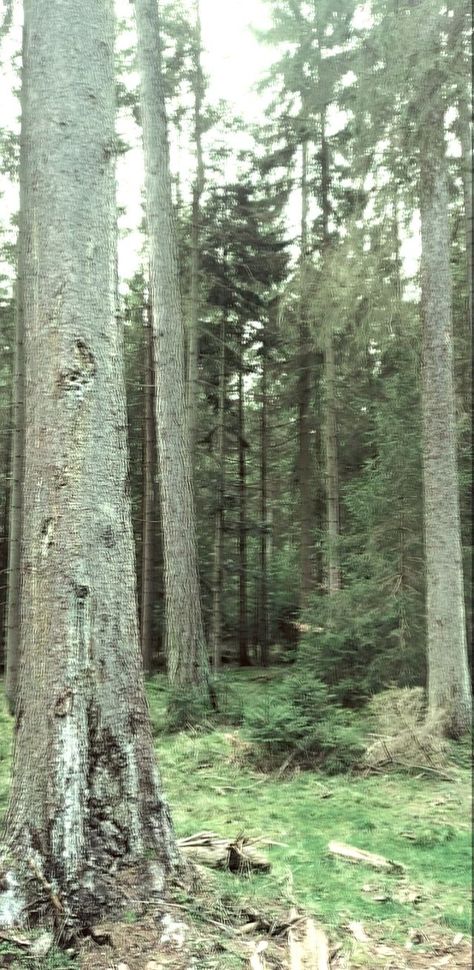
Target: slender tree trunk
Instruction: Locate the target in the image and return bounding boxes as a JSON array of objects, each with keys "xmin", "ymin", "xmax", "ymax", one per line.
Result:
[
  {"xmin": 0, "ymin": 0, "xmax": 179, "ymax": 929},
  {"xmin": 259, "ymin": 320, "xmax": 270, "ymax": 666},
  {"xmin": 187, "ymin": 0, "xmax": 205, "ymax": 448},
  {"xmin": 210, "ymin": 316, "xmax": 226, "ymax": 670},
  {"xmin": 135, "ymin": 0, "xmax": 211, "ymax": 693},
  {"xmin": 320, "ymin": 117, "xmax": 341, "ymax": 596},
  {"xmin": 419, "ymin": 96, "xmax": 472, "ymax": 737},
  {"xmin": 140, "ymin": 303, "xmax": 156, "ymax": 676},
  {"xmin": 298, "ymin": 138, "xmax": 313, "ymax": 609},
  {"xmin": 238, "ymin": 331, "xmax": 250, "ymax": 666},
  {"xmin": 0, "ymin": 457, "xmax": 9, "ymax": 670}
]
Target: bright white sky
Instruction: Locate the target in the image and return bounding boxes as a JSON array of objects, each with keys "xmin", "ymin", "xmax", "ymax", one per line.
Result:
[{"xmin": 1, "ymin": 0, "xmax": 422, "ymax": 292}]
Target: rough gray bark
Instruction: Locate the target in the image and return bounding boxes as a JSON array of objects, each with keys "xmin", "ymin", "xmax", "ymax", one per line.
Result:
[
  {"xmin": 134, "ymin": 0, "xmax": 211, "ymax": 692},
  {"xmin": 0, "ymin": 0, "xmax": 179, "ymax": 930},
  {"xmin": 210, "ymin": 316, "xmax": 226, "ymax": 670},
  {"xmin": 419, "ymin": 94, "xmax": 472, "ymax": 737},
  {"xmin": 456, "ymin": 90, "xmax": 472, "ymax": 415},
  {"xmin": 187, "ymin": 0, "xmax": 205, "ymax": 449},
  {"xmin": 140, "ymin": 304, "xmax": 156, "ymax": 675},
  {"xmin": 4, "ymin": 47, "xmax": 26, "ymax": 713}
]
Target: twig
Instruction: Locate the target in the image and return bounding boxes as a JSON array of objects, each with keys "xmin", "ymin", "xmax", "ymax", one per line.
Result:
[{"xmin": 27, "ymin": 858, "xmax": 64, "ymax": 914}]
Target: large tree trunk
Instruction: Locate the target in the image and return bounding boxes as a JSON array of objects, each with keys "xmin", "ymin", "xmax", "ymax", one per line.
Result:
[
  {"xmin": 187, "ymin": 0, "xmax": 205, "ymax": 449},
  {"xmin": 4, "ymin": 144, "xmax": 26, "ymax": 714},
  {"xmin": 0, "ymin": 0, "xmax": 179, "ymax": 931},
  {"xmin": 134, "ymin": 0, "xmax": 211, "ymax": 693},
  {"xmin": 298, "ymin": 138, "xmax": 313, "ymax": 610},
  {"xmin": 140, "ymin": 304, "xmax": 157, "ymax": 676},
  {"xmin": 419, "ymin": 95, "xmax": 472, "ymax": 737},
  {"xmin": 238, "ymin": 330, "xmax": 250, "ymax": 666},
  {"xmin": 210, "ymin": 316, "xmax": 226, "ymax": 670}
]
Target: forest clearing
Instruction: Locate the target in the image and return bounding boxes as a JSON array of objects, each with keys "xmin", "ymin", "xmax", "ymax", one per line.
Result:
[
  {"xmin": 0, "ymin": 670, "xmax": 472, "ymax": 968},
  {"xmin": 0, "ymin": 0, "xmax": 472, "ymax": 967}
]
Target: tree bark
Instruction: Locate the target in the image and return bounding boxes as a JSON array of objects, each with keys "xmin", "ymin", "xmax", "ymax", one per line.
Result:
[
  {"xmin": 0, "ymin": 0, "xmax": 179, "ymax": 930},
  {"xmin": 320, "ymin": 117, "xmax": 341, "ymax": 596},
  {"xmin": 419, "ymin": 94, "xmax": 472, "ymax": 737},
  {"xmin": 210, "ymin": 316, "xmax": 226, "ymax": 670},
  {"xmin": 238, "ymin": 329, "xmax": 250, "ymax": 666},
  {"xmin": 456, "ymin": 90, "xmax": 472, "ymax": 410},
  {"xmin": 187, "ymin": 0, "xmax": 205, "ymax": 449},
  {"xmin": 4, "ymin": 94, "xmax": 26, "ymax": 713},
  {"xmin": 298, "ymin": 138, "xmax": 313, "ymax": 610},
  {"xmin": 259, "ymin": 319, "xmax": 270, "ymax": 665},
  {"xmin": 134, "ymin": 0, "xmax": 211, "ymax": 693},
  {"xmin": 140, "ymin": 303, "xmax": 157, "ymax": 676}
]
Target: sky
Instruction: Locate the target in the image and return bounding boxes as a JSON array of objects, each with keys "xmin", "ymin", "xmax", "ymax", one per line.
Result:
[{"xmin": 0, "ymin": 0, "xmax": 423, "ymax": 293}]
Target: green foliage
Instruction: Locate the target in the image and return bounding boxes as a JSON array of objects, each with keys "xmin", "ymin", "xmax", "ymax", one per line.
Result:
[{"xmin": 245, "ymin": 673, "xmax": 365, "ymax": 773}]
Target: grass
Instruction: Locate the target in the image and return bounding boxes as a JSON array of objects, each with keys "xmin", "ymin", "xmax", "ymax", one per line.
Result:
[
  {"xmin": 148, "ymin": 669, "xmax": 472, "ymax": 945},
  {"xmin": 0, "ymin": 668, "xmax": 471, "ymax": 968}
]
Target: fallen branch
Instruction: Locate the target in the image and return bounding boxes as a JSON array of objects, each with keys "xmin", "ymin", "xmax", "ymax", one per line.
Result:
[
  {"xmin": 0, "ymin": 931, "xmax": 31, "ymax": 949},
  {"xmin": 328, "ymin": 841, "xmax": 405, "ymax": 872},
  {"xmin": 288, "ymin": 918, "xmax": 330, "ymax": 969},
  {"xmin": 177, "ymin": 831, "xmax": 271, "ymax": 874}
]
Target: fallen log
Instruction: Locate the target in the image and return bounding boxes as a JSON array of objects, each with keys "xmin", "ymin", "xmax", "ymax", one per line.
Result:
[
  {"xmin": 177, "ymin": 831, "xmax": 271, "ymax": 874},
  {"xmin": 327, "ymin": 841, "xmax": 405, "ymax": 872},
  {"xmin": 288, "ymin": 918, "xmax": 331, "ymax": 970}
]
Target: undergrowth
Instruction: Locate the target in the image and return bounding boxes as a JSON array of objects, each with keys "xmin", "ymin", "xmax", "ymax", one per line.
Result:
[{"xmin": 0, "ymin": 668, "xmax": 471, "ymax": 965}]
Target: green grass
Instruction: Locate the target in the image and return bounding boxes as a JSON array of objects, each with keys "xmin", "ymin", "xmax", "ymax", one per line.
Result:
[
  {"xmin": 0, "ymin": 668, "xmax": 471, "ymax": 966},
  {"xmin": 148, "ymin": 669, "xmax": 472, "ymax": 942}
]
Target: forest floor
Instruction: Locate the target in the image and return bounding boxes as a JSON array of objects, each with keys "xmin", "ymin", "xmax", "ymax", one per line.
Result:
[{"xmin": 0, "ymin": 667, "xmax": 471, "ymax": 969}]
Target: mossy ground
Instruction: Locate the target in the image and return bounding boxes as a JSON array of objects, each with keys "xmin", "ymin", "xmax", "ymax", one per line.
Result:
[{"xmin": 0, "ymin": 668, "xmax": 471, "ymax": 968}]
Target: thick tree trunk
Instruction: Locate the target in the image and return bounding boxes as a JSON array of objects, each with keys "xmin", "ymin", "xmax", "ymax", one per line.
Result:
[
  {"xmin": 419, "ymin": 103, "xmax": 472, "ymax": 737},
  {"xmin": 456, "ymin": 91, "xmax": 472, "ymax": 409},
  {"xmin": 0, "ymin": 0, "xmax": 179, "ymax": 930},
  {"xmin": 187, "ymin": 0, "xmax": 205, "ymax": 449},
  {"xmin": 134, "ymin": 0, "xmax": 211, "ymax": 692},
  {"xmin": 4, "ymin": 137, "xmax": 26, "ymax": 714},
  {"xmin": 140, "ymin": 305, "xmax": 157, "ymax": 676},
  {"xmin": 238, "ymin": 333, "xmax": 250, "ymax": 666},
  {"xmin": 210, "ymin": 317, "xmax": 226, "ymax": 670},
  {"xmin": 298, "ymin": 138, "xmax": 313, "ymax": 609}
]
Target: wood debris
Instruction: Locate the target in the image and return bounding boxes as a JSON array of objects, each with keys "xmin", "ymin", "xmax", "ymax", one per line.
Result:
[
  {"xmin": 288, "ymin": 917, "xmax": 330, "ymax": 969},
  {"xmin": 347, "ymin": 921, "xmax": 370, "ymax": 943},
  {"xmin": 177, "ymin": 831, "xmax": 271, "ymax": 873},
  {"xmin": 328, "ymin": 840, "xmax": 405, "ymax": 871}
]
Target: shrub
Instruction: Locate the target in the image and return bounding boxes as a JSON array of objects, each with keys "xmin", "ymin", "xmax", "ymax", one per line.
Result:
[{"xmin": 245, "ymin": 674, "xmax": 365, "ymax": 774}]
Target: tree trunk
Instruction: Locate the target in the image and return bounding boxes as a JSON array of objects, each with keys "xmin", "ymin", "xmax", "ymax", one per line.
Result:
[
  {"xmin": 238, "ymin": 331, "xmax": 250, "ymax": 666},
  {"xmin": 210, "ymin": 316, "xmax": 226, "ymax": 670},
  {"xmin": 298, "ymin": 138, "xmax": 313, "ymax": 609},
  {"xmin": 0, "ymin": 0, "xmax": 179, "ymax": 930},
  {"xmin": 456, "ymin": 90, "xmax": 472, "ymax": 408},
  {"xmin": 419, "ymin": 96, "xmax": 472, "ymax": 737},
  {"xmin": 187, "ymin": 0, "xmax": 205, "ymax": 449},
  {"xmin": 259, "ymin": 319, "xmax": 270, "ymax": 666},
  {"xmin": 140, "ymin": 303, "xmax": 156, "ymax": 676},
  {"xmin": 134, "ymin": 0, "xmax": 211, "ymax": 693},
  {"xmin": 320, "ymin": 119, "xmax": 341, "ymax": 596},
  {"xmin": 4, "ymin": 131, "xmax": 26, "ymax": 714}
]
